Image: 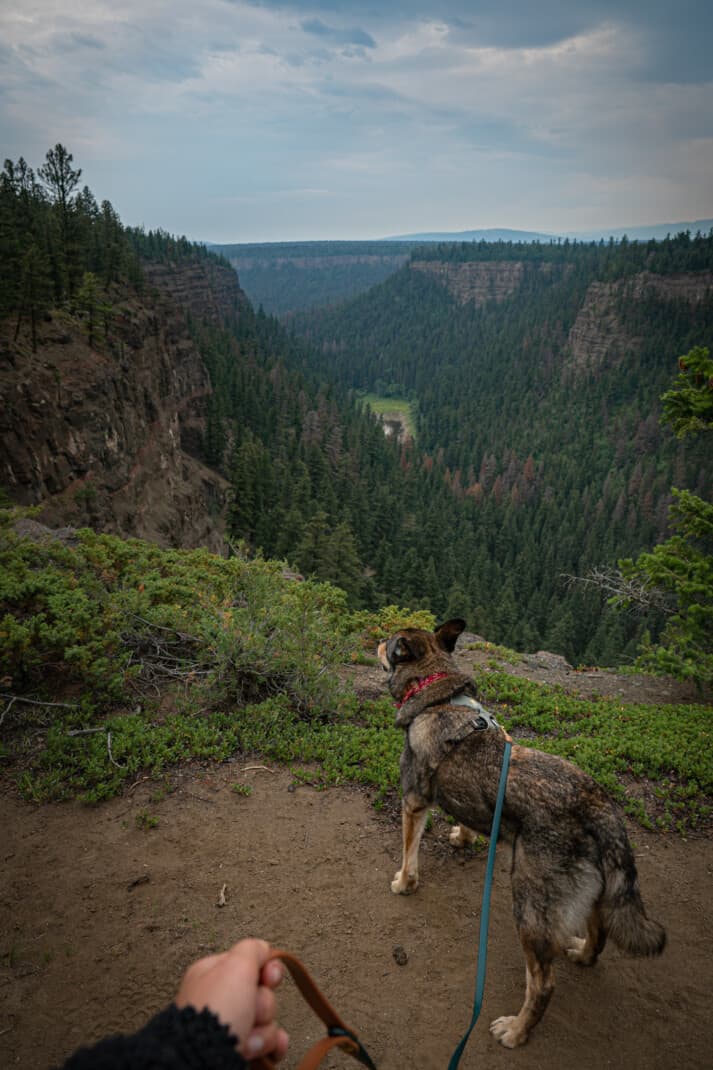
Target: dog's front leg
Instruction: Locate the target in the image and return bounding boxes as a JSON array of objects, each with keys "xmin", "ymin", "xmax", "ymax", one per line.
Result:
[{"xmin": 391, "ymin": 793, "xmax": 429, "ymax": 894}]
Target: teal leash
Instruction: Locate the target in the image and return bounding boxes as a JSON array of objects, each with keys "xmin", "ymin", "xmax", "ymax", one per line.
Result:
[{"xmin": 447, "ymin": 739, "xmax": 512, "ymax": 1070}]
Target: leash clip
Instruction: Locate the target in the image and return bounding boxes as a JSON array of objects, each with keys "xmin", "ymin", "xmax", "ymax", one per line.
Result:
[
  {"xmin": 328, "ymin": 1025, "xmax": 378, "ymax": 1070},
  {"xmin": 253, "ymin": 950, "xmax": 378, "ymax": 1070}
]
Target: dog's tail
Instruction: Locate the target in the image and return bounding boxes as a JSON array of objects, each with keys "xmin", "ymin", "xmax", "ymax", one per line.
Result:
[{"xmin": 597, "ymin": 812, "xmax": 666, "ymax": 957}]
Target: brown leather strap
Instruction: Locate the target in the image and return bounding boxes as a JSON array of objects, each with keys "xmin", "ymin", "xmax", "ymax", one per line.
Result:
[{"xmin": 251, "ymin": 950, "xmax": 369, "ymax": 1070}]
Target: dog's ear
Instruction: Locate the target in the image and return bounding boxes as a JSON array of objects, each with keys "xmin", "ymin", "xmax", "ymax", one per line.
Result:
[
  {"xmin": 434, "ymin": 618, "xmax": 466, "ymax": 653},
  {"xmin": 387, "ymin": 633, "xmax": 422, "ymax": 665}
]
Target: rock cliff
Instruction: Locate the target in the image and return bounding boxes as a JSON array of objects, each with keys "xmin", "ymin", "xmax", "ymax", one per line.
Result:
[
  {"xmin": 409, "ymin": 259, "xmax": 527, "ymax": 305},
  {"xmin": 142, "ymin": 257, "xmax": 251, "ymax": 325},
  {"xmin": 565, "ymin": 270, "xmax": 713, "ymax": 376},
  {"xmin": 0, "ymin": 260, "xmax": 244, "ymax": 552}
]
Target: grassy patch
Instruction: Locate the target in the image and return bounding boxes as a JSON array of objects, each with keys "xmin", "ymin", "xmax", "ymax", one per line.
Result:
[
  {"xmin": 358, "ymin": 393, "xmax": 417, "ymax": 439},
  {"xmin": 473, "ymin": 668, "xmax": 713, "ymax": 831},
  {"xmin": 14, "ymin": 668, "xmax": 713, "ymax": 832},
  {"xmin": 19, "ymin": 695, "xmax": 402, "ymax": 807}
]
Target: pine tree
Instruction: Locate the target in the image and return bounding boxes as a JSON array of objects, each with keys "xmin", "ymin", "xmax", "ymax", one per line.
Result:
[
  {"xmin": 39, "ymin": 144, "xmax": 82, "ymax": 300},
  {"xmin": 14, "ymin": 244, "xmax": 53, "ymax": 352}
]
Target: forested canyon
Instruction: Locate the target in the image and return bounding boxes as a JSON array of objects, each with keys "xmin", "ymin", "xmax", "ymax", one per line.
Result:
[{"xmin": 2, "ymin": 147, "xmax": 711, "ymax": 667}]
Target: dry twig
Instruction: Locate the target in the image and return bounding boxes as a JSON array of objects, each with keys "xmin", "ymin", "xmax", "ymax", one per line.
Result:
[
  {"xmin": 561, "ymin": 567, "xmax": 673, "ymax": 613},
  {"xmin": 107, "ymin": 731, "xmax": 125, "ymax": 769},
  {"xmin": 1, "ymin": 693, "xmax": 78, "ymax": 729}
]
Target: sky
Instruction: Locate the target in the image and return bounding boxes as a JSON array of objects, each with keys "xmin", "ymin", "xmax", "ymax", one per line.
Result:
[{"xmin": 2, "ymin": 1, "xmax": 712, "ymax": 243}]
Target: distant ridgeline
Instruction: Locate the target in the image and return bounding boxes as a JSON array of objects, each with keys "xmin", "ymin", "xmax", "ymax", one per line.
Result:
[
  {"xmin": 213, "ymin": 240, "xmax": 418, "ymax": 315},
  {"xmin": 213, "ymin": 228, "xmax": 713, "ymax": 317}
]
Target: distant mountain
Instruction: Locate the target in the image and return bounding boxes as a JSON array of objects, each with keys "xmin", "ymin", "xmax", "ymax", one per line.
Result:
[
  {"xmin": 564, "ymin": 219, "xmax": 713, "ymax": 242},
  {"xmin": 383, "ymin": 227, "xmax": 553, "ymax": 243},
  {"xmin": 384, "ymin": 219, "xmax": 713, "ymax": 244}
]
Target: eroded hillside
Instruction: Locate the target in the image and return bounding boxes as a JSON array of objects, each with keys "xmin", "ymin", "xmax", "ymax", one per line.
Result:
[{"xmin": 0, "ymin": 258, "xmax": 245, "ymax": 550}]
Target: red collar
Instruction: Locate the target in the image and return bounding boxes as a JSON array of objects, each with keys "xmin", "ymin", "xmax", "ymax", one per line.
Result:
[{"xmin": 396, "ymin": 672, "xmax": 449, "ymax": 708}]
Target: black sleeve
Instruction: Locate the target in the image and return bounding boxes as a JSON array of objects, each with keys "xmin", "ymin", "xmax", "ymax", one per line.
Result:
[{"xmin": 59, "ymin": 1003, "xmax": 247, "ymax": 1069}]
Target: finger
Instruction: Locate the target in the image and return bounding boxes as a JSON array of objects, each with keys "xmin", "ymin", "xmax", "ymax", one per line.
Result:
[
  {"xmin": 227, "ymin": 937, "xmax": 271, "ymax": 971},
  {"xmin": 252, "ymin": 984, "xmax": 276, "ymax": 1028},
  {"xmin": 273, "ymin": 1027, "xmax": 290, "ymax": 1062},
  {"xmin": 242, "ymin": 1022, "xmax": 289, "ymax": 1062},
  {"xmin": 260, "ymin": 959, "xmax": 284, "ymax": 989}
]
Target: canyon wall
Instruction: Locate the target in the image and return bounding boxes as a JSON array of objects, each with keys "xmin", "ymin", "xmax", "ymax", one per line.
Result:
[{"xmin": 0, "ymin": 259, "xmax": 245, "ymax": 551}]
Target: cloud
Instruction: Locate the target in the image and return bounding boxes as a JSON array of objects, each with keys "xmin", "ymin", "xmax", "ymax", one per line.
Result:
[
  {"xmin": 300, "ymin": 17, "xmax": 375, "ymax": 48},
  {"xmin": 0, "ymin": 0, "xmax": 710, "ymax": 240}
]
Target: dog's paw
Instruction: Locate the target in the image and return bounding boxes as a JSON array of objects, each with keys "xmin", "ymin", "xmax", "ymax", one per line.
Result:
[
  {"xmin": 391, "ymin": 870, "xmax": 419, "ymax": 894},
  {"xmin": 449, "ymin": 824, "xmax": 478, "ymax": 848},
  {"xmin": 566, "ymin": 936, "xmax": 597, "ymax": 966},
  {"xmin": 566, "ymin": 937, "xmax": 587, "ymax": 962},
  {"xmin": 490, "ymin": 1016, "xmax": 528, "ymax": 1048}
]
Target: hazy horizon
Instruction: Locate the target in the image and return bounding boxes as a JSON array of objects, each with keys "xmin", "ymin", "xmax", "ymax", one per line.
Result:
[{"xmin": 2, "ymin": 2, "xmax": 712, "ymax": 244}]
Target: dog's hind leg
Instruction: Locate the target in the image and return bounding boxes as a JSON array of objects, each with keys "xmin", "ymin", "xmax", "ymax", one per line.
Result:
[
  {"xmin": 391, "ymin": 793, "xmax": 429, "ymax": 894},
  {"xmin": 490, "ymin": 936, "xmax": 555, "ymax": 1048},
  {"xmin": 448, "ymin": 823, "xmax": 479, "ymax": 847},
  {"xmin": 566, "ymin": 904, "xmax": 608, "ymax": 966}
]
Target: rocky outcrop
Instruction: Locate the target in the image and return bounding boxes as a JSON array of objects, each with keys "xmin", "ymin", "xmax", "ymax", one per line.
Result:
[
  {"xmin": 0, "ymin": 272, "xmax": 232, "ymax": 552},
  {"xmin": 142, "ymin": 258, "xmax": 250, "ymax": 325},
  {"xmin": 410, "ymin": 260, "xmax": 526, "ymax": 306},
  {"xmin": 566, "ymin": 270, "xmax": 713, "ymax": 376}
]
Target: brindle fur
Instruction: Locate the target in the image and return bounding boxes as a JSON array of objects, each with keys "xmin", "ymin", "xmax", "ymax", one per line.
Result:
[{"xmin": 378, "ymin": 619, "xmax": 666, "ymax": 1049}]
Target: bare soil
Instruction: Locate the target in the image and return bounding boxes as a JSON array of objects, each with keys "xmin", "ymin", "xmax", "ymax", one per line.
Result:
[{"xmin": 1, "ymin": 655, "xmax": 711, "ymax": 1069}]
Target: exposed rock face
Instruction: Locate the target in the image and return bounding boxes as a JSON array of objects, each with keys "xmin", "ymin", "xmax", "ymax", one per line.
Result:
[
  {"xmin": 0, "ymin": 268, "xmax": 234, "ymax": 552},
  {"xmin": 410, "ymin": 259, "xmax": 526, "ymax": 305},
  {"xmin": 229, "ymin": 253, "xmax": 409, "ymax": 270},
  {"xmin": 566, "ymin": 270, "xmax": 713, "ymax": 375},
  {"xmin": 142, "ymin": 258, "xmax": 251, "ymax": 325}
]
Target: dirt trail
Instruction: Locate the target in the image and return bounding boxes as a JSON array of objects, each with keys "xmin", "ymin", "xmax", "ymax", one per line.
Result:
[{"xmin": 1, "ymin": 654, "xmax": 711, "ymax": 1069}]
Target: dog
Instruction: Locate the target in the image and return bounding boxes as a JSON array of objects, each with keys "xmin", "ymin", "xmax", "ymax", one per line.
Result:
[{"xmin": 378, "ymin": 618, "xmax": 666, "ymax": 1049}]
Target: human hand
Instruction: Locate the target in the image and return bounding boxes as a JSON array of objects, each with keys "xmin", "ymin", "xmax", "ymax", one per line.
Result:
[{"xmin": 175, "ymin": 938, "xmax": 289, "ymax": 1062}]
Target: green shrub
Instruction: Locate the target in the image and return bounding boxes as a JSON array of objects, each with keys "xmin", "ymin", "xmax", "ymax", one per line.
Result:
[
  {"xmin": 348, "ymin": 604, "xmax": 437, "ymax": 651},
  {"xmin": 0, "ymin": 514, "xmax": 359, "ymax": 718}
]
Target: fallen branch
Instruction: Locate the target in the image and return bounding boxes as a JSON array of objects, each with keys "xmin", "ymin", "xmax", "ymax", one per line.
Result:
[
  {"xmin": 1, "ymin": 693, "xmax": 78, "ymax": 730},
  {"xmin": 0, "ymin": 693, "xmax": 79, "ymax": 708},
  {"xmin": 107, "ymin": 731, "xmax": 126, "ymax": 769},
  {"xmin": 128, "ymin": 775, "xmax": 151, "ymax": 794},
  {"xmin": 128, "ymin": 614, "xmax": 198, "ymax": 642},
  {"xmin": 0, "ymin": 696, "xmax": 16, "ymax": 729}
]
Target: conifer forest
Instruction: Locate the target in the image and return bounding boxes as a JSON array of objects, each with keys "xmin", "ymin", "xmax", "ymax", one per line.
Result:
[{"xmin": 2, "ymin": 147, "xmax": 712, "ymax": 669}]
